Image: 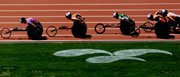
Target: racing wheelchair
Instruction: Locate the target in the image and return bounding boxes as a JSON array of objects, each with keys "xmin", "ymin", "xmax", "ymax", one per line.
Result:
[
  {"xmin": 130, "ymin": 21, "xmax": 172, "ymax": 38},
  {"xmin": 94, "ymin": 23, "xmax": 120, "ymax": 34},
  {"xmin": 46, "ymin": 13, "xmax": 87, "ymax": 38},
  {"xmin": 95, "ymin": 20, "xmax": 135, "ymax": 35},
  {"xmin": 155, "ymin": 21, "xmax": 171, "ymax": 38},
  {"xmin": 130, "ymin": 21, "xmax": 154, "ymax": 37},
  {"xmin": 168, "ymin": 18, "xmax": 180, "ymax": 33},
  {"xmin": 1, "ymin": 25, "xmax": 43, "ymax": 39},
  {"xmin": 95, "ymin": 12, "xmax": 135, "ymax": 35},
  {"xmin": 46, "ymin": 20, "xmax": 87, "ymax": 38}
]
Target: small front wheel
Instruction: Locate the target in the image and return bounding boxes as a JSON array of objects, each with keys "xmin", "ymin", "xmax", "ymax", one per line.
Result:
[
  {"xmin": 1, "ymin": 28, "xmax": 12, "ymax": 39},
  {"xmin": 46, "ymin": 26, "xmax": 57, "ymax": 37},
  {"xmin": 130, "ymin": 26, "xmax": 140, "ymax": 37},
  {"xmin": 143, "ymin": 21, "xmax": 154, "ymax": 32},
  {"xmin": 94, "ymin": 23, "xmax": 106, "ymax": 34}
]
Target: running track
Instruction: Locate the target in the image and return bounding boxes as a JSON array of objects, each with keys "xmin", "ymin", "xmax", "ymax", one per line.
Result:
[{"xmin": 0, "ymin": 0, "xmax": 180, "ymax": 42}]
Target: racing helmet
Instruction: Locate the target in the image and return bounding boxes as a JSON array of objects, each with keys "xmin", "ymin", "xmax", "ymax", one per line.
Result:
[
  {"xmin": 20, "ymin": 17, "xmax": 26, "ymax": 23},
  {"xmin": 113, "ymin": 12, "xmax": 119, "ymax": 19},
  {"xmin": 65, "ymin": 12, "xmax": 72, "ymax": 20},
  {"xmin": 161, "ymin": 9, "xmax": 168, "ymax": 16},
  {"xmin": 147, "ymin": 13, "xmax": 154, "ymax": 20}
]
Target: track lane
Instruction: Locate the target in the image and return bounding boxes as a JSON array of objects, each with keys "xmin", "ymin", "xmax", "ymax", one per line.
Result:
[
  {"xmin": 1, "ymin": 0, "xmax": 180, "ymax": 4},
  {"xmin": 0, "ymin": 5, "xmax": 180, "ymax": 10},
  {"xmin": 0, "ymin": 1, "xmax": 179, "ymax": 41}
]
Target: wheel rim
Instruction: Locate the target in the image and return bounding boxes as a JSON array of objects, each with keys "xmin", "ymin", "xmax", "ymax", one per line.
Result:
[
  {"xmin": 46, "ymin": 26, "xmax": 57, "ymax": 37},
  {"xmin": 1, "ymin": 28, "xmax": 11, "ymax": 39},
  {"xmin": 173, "ymin": 25, "xmax": 180, "ymax": 33},
  {"xmin": 130, "ymin": 27, "xmax": 140, "ymax": 37},
  {"xmin": 95, "ymin": 24, "xmax": 105, "ymax": 34},
  {"xmin": 143, "ymin": 21, "xmax": 154, "ymax": 32}
]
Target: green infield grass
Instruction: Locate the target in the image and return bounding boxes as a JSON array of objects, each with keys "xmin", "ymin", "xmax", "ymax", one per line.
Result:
[{"xmin": 0, "ymin": 42, "xmax": 179, "ymax": 77}]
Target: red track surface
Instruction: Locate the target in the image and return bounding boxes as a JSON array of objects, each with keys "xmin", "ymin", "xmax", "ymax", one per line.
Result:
[{"xmin": 1, "ymin": 0, "xmax": 180, "ymax": 41}]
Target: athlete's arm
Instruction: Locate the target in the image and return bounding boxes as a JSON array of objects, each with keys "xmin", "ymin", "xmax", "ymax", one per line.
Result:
[
  {"xmin": 167, "ymin": 15, "xmax": 176, "ymax": 23},
  {"xmin": 153, "ymin": 15, "xmax": 163, "ymax": 21},
  {"xmin": 154, "ymin": 11, "xmax": 161, "ymax": 16}
]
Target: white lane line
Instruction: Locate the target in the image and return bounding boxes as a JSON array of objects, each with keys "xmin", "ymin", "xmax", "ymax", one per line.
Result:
[
  {"xmin": 0, "ymin": 34, "xmax": 153, "ymax": 37},
  {"xmin": 0, "ymin": 40, "xmax": 180, "ymax": 43},
  {"xmin": 0, "ymin": 28, "xmax": 122, "ymax": 30},
  {"xmin": 2, "ymin": 34, "xmax": 180, "ymax": 37},
  {"xmin": 0, "ymin": 3, "xmax": 180, "ymax": 6},
  {"xmin": 0, "ymin": 21, "xmax": 150, "ymax": 24},
  {"xmin": 0, "ymin": 9, "xmax": 179, "ymax": 12},
  {"xmin": 0, "ymin": 15, "xmax": 147, "ymax": 18}
]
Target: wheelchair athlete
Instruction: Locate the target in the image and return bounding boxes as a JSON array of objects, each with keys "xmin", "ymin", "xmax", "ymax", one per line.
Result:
[
  {"xmin": 166, "ymin": 11, "xmax": 180, "ymax": 33},
  {"xmin": 20, "ymin": 17, "xmax": 43, "ymax": 31},
  {"xmin": 65, "ymin": 12, "xmax": 87, "ymax": 38},
  {"xmin": 142, "ymin": 9, "xmax": 169, "ymax": 29},
  {"xmin": 146, "ymin": 9, "xmax": 180, "ymax": 29},
  {"xmin": 113, "ymin": 12, "xmax": 135, "ymax": 24},
  {"xmin": 147, "ymin": 9, "xmax": 173, "ymax": 38},
  {"xmin": 153, "ymin": 9, "xmax": 178, "ymax": 23},
  {"xmin": 113, "ymin": 12, "xmax": 135, "ymax": 35},
  {"xmin": 20, "ymin": 17, "xmax": 43, "ymax": 39},
  {"xmin": 66, "ymin": 12, "xmax": 85, "ymax": 23}
]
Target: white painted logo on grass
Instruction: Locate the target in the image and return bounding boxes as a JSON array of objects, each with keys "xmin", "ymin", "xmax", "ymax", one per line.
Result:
[{"xmin": 53, "ymin": 49, "xmax": 172, "ymax": 63}]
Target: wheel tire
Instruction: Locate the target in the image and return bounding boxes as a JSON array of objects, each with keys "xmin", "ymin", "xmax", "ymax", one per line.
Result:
[
  {"xmin": 172, "ymin": 24, "xmax": 180, "ymax": 33},
  {"xmin": 143, "ymin": 21, "xmax": 154, "ymax": 32},
  {"xmin": 0, "ymin": 28, "xmax": 12, "ymax": 39},
  {"xmin": 130, "ymin": 26, "xmax": 140, "ymax": 37},
  {"xmin": 27, "ymin": 26, "xmax": 43, "ymax": 40},
  {"xmin": 155, "ymin": 22, "xmax": 170, "ymax": 38},
  {"xmin": 120, "ymin": 20, "xmax": 135, "ymax": 35},
  {"xmin": 94, "ymin": 23, "xmax": 106, "ymax": 34},
  {"xmin": 168, "ymin": 17, "xmax": 180, "ymax": 33},
  {"xmin": 46, "ymin": 26, "xmax": 57, "ymax": 37},
  {"xmin": 72, "ymin": 21, "xmax": 87, "ymax": 38}
]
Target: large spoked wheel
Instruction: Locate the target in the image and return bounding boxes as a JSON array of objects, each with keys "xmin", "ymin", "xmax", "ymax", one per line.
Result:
[
  {"xmin": 27, "ymin": 26, "xmax": 42, "ymax": 40},
  {"xmin": 171, "ymin": 17, "xmax": 180, "ymax": 33},
  {"xmin": 130, "ymin": 26, "xmax": 140, "ymax": 37},
  {"xmin": 72, "ymin": 21, "xmax": 87, "ymax": 38},
  {"xmin": 120, "ymin": 20, "xmax": 135, "ymax": 35},
  {"xmin": 155, "ymin": 22, "xmax": 170, "ymax": 38},
  {"xmin": 94, "ymin": 23, "xmax": 106, "ymax": 34},
  {"xmin": 0, "ymin": 28, "xmax": 12, "ymax": 39},
  {"xmin": 173, "ymin": 24, "xmax": 180, "ymax": 33},
  {"xmin": 46, "ymin": 26, "xmax": 57, "ymax": 37},
  {"xmin": 143, "ymin": 21, "xmax": 154, "ymax": 32}
]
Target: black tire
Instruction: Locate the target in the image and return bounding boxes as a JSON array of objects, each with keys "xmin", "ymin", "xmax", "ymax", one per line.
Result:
[
  {"xmin": 27, "ymin": 26, "xmax": 42, "ymax": 40},
  {"xmin": 155, "ymin": 22, "xmax": 170, "ymax": 38},
  {"xmin": 120, "ymin": 20, "xmax": 135, "ymax": 35},
  {"xmin": 143, "ymin": 21, "xmax": 154, "ymax": 32},
  {"xmin": 72, "ymin": 21, "xmax": 87, "ymax": 38},
  {"xmin": 168, "ymin": 17, "xmax": 180, "ymax": 33},
  {"xmin": 0, "ymin": 28, "xmax": 12, "ymax": 39},
  {"xmin": 94, "ymin": 23, "xmax": 106, "ymax": 34},
  {"xmin": 168, "ymin": 19, "xmax": 176, "ymax": 33},
  {"xmin": 46, "ymin": 26, "xmax": 57, "ymax": 37},
  {"xmin": 130, "ymin": 26, "xmax": 140, "ymax": 37},
  {"xmin": 172, "ymin": 24, "xmax": 180, "ymax": 33}
]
